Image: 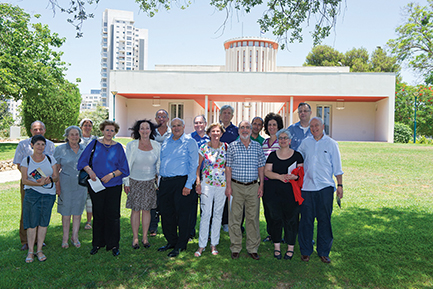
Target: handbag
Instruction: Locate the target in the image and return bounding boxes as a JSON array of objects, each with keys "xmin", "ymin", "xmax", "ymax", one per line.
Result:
[{"xmin": 78, "ymin": 140, "xmax": 97, "ymax": 187}]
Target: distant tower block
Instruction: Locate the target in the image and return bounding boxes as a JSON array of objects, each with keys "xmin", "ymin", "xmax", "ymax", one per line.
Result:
[{"xmin": 224, "ymin": 37, "xmax": 278, "ymax": 72}]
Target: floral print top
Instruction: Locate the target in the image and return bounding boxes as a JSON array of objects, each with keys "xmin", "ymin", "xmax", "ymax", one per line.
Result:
[{"xmin": 199, "ymin": 142, "xmax": 227, "ymax": 187}]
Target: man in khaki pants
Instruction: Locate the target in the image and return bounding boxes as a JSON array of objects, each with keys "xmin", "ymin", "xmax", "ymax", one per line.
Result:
[
  {"xmin": 13, "ymin": 121, "xmax": 55, "ymax": 250},
  {"xmin": 225, "ymin": 120, "xmax": 265, "ymax": 260}
]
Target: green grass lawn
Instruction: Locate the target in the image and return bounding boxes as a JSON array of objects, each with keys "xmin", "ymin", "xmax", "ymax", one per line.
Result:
[
  {"xmin": 0, "ymin": 143, "xmax": 18, "ymax": 161},
  {"xmin": 0, "ymin": 142, "xmax": 432, "ymax": 288}
]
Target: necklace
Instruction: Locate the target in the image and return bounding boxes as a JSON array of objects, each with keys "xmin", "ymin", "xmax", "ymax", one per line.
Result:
[{"xmin": 102, "ymin": 141, "xmax": 113, "ymax": 149}]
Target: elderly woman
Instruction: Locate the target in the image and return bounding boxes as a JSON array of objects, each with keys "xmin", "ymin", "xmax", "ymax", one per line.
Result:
[
  {"xmin": 194, "ymin": 123, "xmax": 227, "ymax": 257},
  {"xmin": 21, "ymin": 135, "xmax": 59, "ymax": 263},
  {"xmin": 77, "ymin": 120, "xmax": 129, "ymax": 257},
  {"xmin": 79, "ymin": 118, "xmax": 98, "ymax": 230},
  {"xmin": 264, "ymin": 128, "xmax": 304, "ymax": 260},
  {"xmin": 262, "ymin": 112, "xmax": 284, "ymax": 242},
  {"xmin": 123, "ymin": 119, "xmax": 160, "ymax": 249},
  {"xmin": 54, "ymin": 126, "xmax": 87, "ymax": 249}
]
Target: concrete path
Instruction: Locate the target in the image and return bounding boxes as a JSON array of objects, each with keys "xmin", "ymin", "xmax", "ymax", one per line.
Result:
[{"xmin": 0, "ymin": 169, "xmax": 21, "ymax": 183}]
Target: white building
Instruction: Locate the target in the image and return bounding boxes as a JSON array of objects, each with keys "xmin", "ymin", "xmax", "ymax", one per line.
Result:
[
  {"xmin": 100, "ymin": 9, "xmax": 148, "ymax": 108},
  {"xmin": 80, "ymin": 89, "xmax": 102, "ymax": 111},
  {"xmin": 108, "ymin": 37, "xmax": 396, "ymax": 142},
  {"xmin": 5, "ymin": 99, "xmax": 21, "ymax": 123}
]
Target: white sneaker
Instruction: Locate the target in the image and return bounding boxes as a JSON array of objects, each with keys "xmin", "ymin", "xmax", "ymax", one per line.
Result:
[{"xmin": 222, "ymin": 224, "xmax": 229, "ymax": 232}]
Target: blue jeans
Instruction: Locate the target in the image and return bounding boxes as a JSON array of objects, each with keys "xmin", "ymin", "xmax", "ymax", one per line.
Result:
[{"xmin": 298, "ymin": 186, "xmax": 334, "ymax": 257}]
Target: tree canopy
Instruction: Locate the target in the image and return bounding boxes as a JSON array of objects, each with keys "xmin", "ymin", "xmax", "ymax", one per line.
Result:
[
  {"xmin": 388, "ymin": 0, "xmax": 433, "ymax": 84},
  {"xmin": 303, "ymin": 45, "xmax": 400, "ymax": 73},
  {"xmin": 48, "ymin": 0, "xmax": 344, "ymax": 48},
  {"xmin": 0, "ymin": 3, "xmax": 67, "ymax": 101}
]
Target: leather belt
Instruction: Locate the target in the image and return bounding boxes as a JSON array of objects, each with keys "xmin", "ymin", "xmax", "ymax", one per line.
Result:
[{"xmin": 231, "ymin": 179, "xmax": 258, "ymax": 186}]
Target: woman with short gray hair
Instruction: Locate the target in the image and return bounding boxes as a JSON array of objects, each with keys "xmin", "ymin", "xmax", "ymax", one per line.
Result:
[{"xmin": 54, "ymin": 126, "xmax": 87, "ymax": 249}]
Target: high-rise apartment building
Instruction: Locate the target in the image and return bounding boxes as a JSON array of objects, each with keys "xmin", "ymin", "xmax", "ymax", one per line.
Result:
[{"xmin": 100, "ymin": 9, "xmax": 148, "ymax": 107}]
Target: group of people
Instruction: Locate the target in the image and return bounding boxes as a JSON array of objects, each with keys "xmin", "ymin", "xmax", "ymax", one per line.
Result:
[{"xmin": 15, "ymin": 102, "xmax": 343, "ymax": 264}]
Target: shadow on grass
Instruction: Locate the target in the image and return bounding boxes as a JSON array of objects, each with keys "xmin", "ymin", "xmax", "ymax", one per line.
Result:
[{"xmin": 1, "ymin": 205, "xmax": 432, "ymax": 288}]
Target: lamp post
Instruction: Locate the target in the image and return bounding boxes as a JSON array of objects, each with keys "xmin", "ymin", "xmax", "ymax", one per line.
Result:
[
  {"xmin": 111, "ymin": 91, "xmax": 118, "ymax": 122},
  {"xmin": 413, "ymin": 91, "xmax": 418, "ymax": 143}
]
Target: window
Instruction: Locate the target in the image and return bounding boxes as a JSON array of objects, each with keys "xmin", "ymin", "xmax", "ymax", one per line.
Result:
[
  {"xmin": 170, "ymin": 103, "xmax": 184, "ymax": 119},
  {"xmin": 316, "ymin": 105, "xmax": 331, "ymax": 136}
]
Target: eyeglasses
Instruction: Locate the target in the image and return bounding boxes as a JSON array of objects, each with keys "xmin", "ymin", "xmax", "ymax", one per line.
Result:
[
  {"xmin": 278, "ymin": 136, "xmax": 290, "ymax": 140},
  {"xmin": 298, "ymin": 110, "xmax": 311, "ymax": 113},
  {"xmin": 157, "ymin": 115, "xmax": 167, "ymax": 119}
]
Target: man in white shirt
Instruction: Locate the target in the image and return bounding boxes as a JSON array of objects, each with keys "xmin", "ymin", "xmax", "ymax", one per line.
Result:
[{"xmin": 297, "ymin": 117, "xmax": 344, "ymax": 264}]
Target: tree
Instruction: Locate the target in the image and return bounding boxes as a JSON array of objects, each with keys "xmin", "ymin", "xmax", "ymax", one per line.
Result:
[
  {"xmin": 395, "ymin": 81, "xmax": 433, "ymax": 137},
  {"xmin": 0, "ymin": 101, "xmax": 14, "ymax": 138},
  {"xmin": 78, "ymin": 104, "xmax": 109, "ymax": 137},
  {"xmin": 304, "ymin": 45, "xmax": 399, "ymax": 73},
  {"xmin": 304, "ymin": 45, "xmax": 344, "ymax": 66},
  {"xmin": 387, "ymin": 0, "xmax": 433, "ymax": 84},
  {"xmin": 0, "ymin": 3, "xmax": 67, "ymax": 101},
  {"xmin": 21, "ymin": 80, "xmax": 82, "ymax": 140},
  {"xmin": 48, "ymin": 0, "xmax": 344, "ymax": 48}
]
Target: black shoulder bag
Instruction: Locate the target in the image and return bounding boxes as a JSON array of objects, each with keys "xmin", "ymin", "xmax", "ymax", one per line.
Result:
[{"xmin": 78, "ymin": 140, "xmax": 97, "ymax": 187}]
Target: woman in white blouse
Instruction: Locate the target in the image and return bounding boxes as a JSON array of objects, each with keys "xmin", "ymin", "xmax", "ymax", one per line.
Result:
[{"xmin": 124, "ymin": 120, "xmax": 160, "ymax": 249}]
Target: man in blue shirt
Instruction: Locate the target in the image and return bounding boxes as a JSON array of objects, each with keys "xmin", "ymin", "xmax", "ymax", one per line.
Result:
[
  {"xmin": 189, "ymin": 115, "xmax": 210, "ymax": 241},
  {"xmin": 157, "ymin": 118, "xmax": 199, "ymax": 257},
  {"xmin": 288, "ymin": 102, "xmax": 312, "ymax": 151},
  {"xmin": 219, "ymin": 105, "xmax": 239, "ymax": 231},
  {"xmin": 297, "ymin": 117, "xmax": 344, "ymax": 264},
  {"xmin": 225, "ymin": 120, "xmax": 266, "ymax": 260}
]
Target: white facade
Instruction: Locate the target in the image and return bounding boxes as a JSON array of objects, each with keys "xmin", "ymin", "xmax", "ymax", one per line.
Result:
[
  {"xmin": 101, "ymin": 9, "xmax": 148, "ymax": 108},
  {"xmin": 80, "ymin": 89, "xmax": 102, "ymax": 111},
  {"xmin": 5, "ymin": 99, "xmax": 21, "ymax": 123}
]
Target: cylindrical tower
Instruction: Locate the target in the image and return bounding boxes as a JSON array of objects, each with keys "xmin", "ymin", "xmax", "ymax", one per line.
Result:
[{"xmin": 224, "ymin": 37, "xmax": 278, "ymax": 72}]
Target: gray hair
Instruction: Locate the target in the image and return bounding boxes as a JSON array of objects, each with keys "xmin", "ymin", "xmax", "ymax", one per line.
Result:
[
  {"xmin": 79, "ymin": 118, "xmax": 93, "ymax": 127},
  {"xmin": 31, "ymin": 120, "xmax": 46, "ymax": 130},
  {"xmin": 171, "ymin": 117, "xmax": 185, "ymax": 126},
  {"xmin": 276, "ymin": 128, "xmax": 292, "ymax": 140},
  {"xmin": 238, "ymin": 120, "xmax": 252, "ymax": 129},
  {"xmin": 193, "ymin": 114, "xmax": 207, "ymax": 123},
  {"xmin": 64, "ymin": 126, "xmax": 82, "ymax": 142},
  {"xmin": 155, "ymin": 109, "xmax": 169, "ymax": 118},
  {"xmin": 310, "ymin": 117, "xmax": 324, "ymax": 126},
  {"xmin": 219, "ymin": 105, "xmax": 234, "ymax": 115}
]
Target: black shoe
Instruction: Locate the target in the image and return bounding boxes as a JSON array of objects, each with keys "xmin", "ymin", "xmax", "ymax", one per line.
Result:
[
  {"xmin": 274, "ymin": 250, "xmax": 282, "ymax": 260},
  {"xmin": 167, "ymin": 249, "xmax": 180, "ymax": 257},
  {"xmin": 158, "ymin": 243, "xmax": 175, "ymax": 252},
  {"xmin": 284, "ymin": 250, "xmax": 294, "ymax": 260},
  {"xmin": 141, "ymin": 240, "xmax": 151, "ymax": 248},
  {"xmin": 263, "ymin": 235, "xmax": 271, "ymax": 242},
  {"xmin": 132, "ymin": 243, "xmax": 140, "ymax": 250},
  {"xmin": 90, "ymin": 246, "xmax": 100, "ymax": 255},
  {"xmin": 112, "ymin": 247, "xmax": 120, "ymax": 256}
]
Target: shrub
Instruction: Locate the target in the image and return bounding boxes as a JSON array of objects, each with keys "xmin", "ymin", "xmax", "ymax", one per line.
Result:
[
  {"xmin": 416, "ymin": 135, "xmax": 433, "ymax": 145},
  {"xmin": 394, "ymin": 122, "xmax": 412, "ymax": 143},
  {"xmin": 77, "ymin": 104, "xmax": 109, "ymax": 137}
]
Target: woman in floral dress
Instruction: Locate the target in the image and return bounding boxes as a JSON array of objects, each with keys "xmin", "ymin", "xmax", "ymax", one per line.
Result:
[{"xmin": 194, "ymin": 123, "xmax": 227, "ymax": 257}]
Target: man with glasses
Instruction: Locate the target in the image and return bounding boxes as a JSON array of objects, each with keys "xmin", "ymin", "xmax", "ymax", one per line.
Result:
[
  {"xmin": 225, "ymin": 120, "xmax": 266, "ymax": 260},
  {"xmin": 151, "ymin": 109, "xmax": 172, "ymax": 237},
  {"xmin": 288, "ymin": 103, "xmax": 313, "ymax": 151}
]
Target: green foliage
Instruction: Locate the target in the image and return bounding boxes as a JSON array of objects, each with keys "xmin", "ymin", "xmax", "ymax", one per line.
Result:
[
  {"xmin": 77, "ymin": 104, "xmax": 109, "ymax": 137},
  {"xmin": 21, "ymin": 81, "xmax": 81, "ymax": 140},
  {"xmin": 416, "ymin": 135, "xmax": 433, "ymax": 144},
  {"xmin": 48, "ymin": 0, "xmax": 343, "ymax": 47},
  {"xmin": 388, "ymin": 0, "xmax": 433, "ymax": 84},
  {"xmin": 0, "ymin": 101, "xmax": 14, "ymax": 138},
  {"xmin": 0, "ymin": 3, "xmax": 66, "ymax": 101},
  {"xmin": 304, "ymin": 45, "xmax": 400, "ymax": 72},
  {"xmin": 395, "ymin": 81, "xmax": 433, "ymax": 137},
  {"xmin": 393, "ymin": 122, "xmax": 412, "ymax": 143}
]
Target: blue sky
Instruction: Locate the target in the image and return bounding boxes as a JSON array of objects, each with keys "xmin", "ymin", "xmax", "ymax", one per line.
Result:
[{"xmin": 6, "ymin": 0, "xmax": 428, "ymax": 93}]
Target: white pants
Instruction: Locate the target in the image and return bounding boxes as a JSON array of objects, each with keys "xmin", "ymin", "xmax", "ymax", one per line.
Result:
[{"xmin": 198, "ymin": 184, "xmax": 226, "ymax": 248}]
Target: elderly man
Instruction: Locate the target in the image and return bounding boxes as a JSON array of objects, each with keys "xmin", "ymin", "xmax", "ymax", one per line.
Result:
[
  {"xmin": 288, "ymin": 102, "xmax": 313, "ymax": 151},
  {"xmin": 297, "ymin": 117, "xmax": 344, "ymax": 264},
  {"xmin": 225, "ymin": 120, "xmax": 266, "ymax": 260},
  {"xmin": 13, "ymin": 120, "xmax": 55, "ymax": 251},
  {"xmin": 189, "ymin": 115, "xmax": 210, "ymax": 241},
  {"xmin": 150, "ymin": 109, "xmax": 172, "ymax": 237},
  {"xmin": 250, "ymin": 116, "xmax": 265, "ymax": 145},
  {"xmin": 157, "ymin": 118, "xmax": 199, "ymax": 257}
]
